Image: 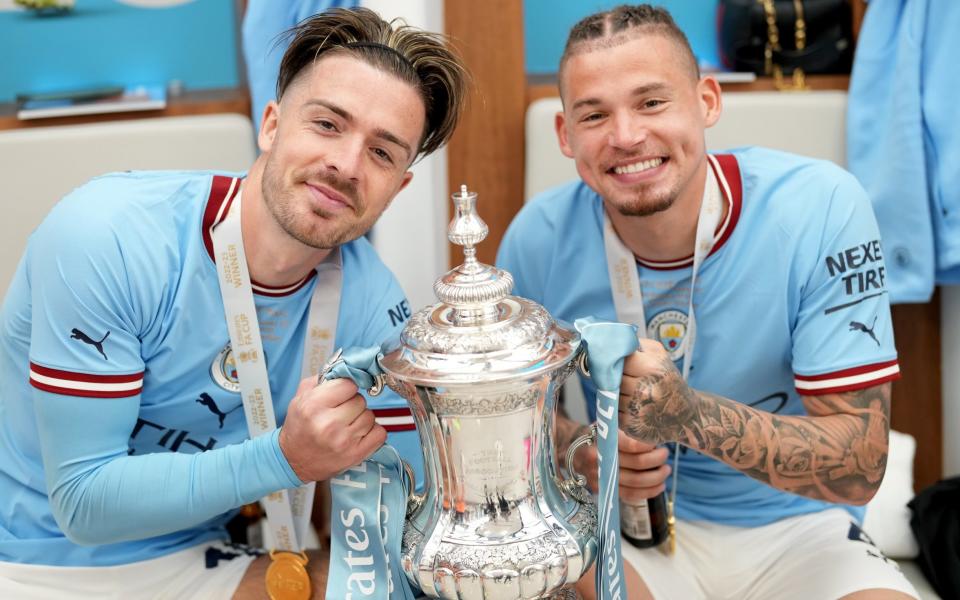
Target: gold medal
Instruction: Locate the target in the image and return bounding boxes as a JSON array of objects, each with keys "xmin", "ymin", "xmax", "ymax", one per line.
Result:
[
  {"xmin": 265, "ymin": 550, "xmax": 311, "ymax": 600},
  {"xmin": 666, "ymin": 499, "xmax": 677, "ymax": 556}
]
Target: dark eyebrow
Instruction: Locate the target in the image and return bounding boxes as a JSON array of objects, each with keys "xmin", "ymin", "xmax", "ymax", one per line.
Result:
[
  {"xmin": 373, "ymin": 128, "xmax": 413, "ymax": 161},
  {"xmin": 570, "ymin": 82, "xmax": 670, "ymax": 112},
  {"xmin": 305, "ymin": 99, "xmax": 352, "ymax": 121},
  {"xmin": 304, "ymin": 99, "xmax": 413, "ymax": 162}
]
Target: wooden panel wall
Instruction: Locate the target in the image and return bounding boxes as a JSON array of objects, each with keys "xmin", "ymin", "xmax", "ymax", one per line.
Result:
[
  {"xmin": 852, "ymin": 0, "xmax": 868, "ymax": 41},
  {"xmin": 444, "ymin": 0, "xmax": 526, "ymax": 268},
  {"xmin": 891, "ymin": 297, "xmax": 943, "ymax": 490}
]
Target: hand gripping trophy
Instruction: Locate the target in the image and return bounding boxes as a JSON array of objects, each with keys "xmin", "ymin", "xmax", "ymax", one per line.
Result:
[{"xmin": 365, "ymin": 185, "xmax": 609, "ymax": 599}]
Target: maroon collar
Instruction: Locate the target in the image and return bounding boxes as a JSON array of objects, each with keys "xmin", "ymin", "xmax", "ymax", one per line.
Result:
[
  {"xmin": 634, "ymin": 153, "xmax": 743, "ymax": 270},
  {"xmin": 200, "ymin": 175, "xmax": 316, "ymax": 297}
]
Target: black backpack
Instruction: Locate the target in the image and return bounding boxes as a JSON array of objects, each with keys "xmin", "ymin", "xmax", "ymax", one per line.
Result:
[{"xmin": 909, "ymin": 476, "xmax": 960, "ymax": 599}]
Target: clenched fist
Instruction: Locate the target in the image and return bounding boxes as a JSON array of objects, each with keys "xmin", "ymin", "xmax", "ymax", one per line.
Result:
[
  {"xmin": 278, "ymin": 377, "xmax": 387, "ymax": 482},
  {"xmin": 619, "ymin": 338, "xmax": 698, "ymax": 446}
]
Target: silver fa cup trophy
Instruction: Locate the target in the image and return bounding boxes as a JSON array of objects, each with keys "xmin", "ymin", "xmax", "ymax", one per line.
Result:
[{"xmin": 371, "ymin": 185, "xmax": 597, "ymax": 599}]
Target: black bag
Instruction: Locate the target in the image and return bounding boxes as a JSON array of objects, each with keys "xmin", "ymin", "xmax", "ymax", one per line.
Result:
[
  {"xmin": 908, "ymin": 477, "xmax": 960, "ymax": 600},
  {"xmin": 718, "ymin": 0, "xmax": 854, "ymax": 75}
]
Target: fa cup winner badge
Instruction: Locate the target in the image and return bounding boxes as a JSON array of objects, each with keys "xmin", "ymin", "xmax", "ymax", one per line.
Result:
[{"xmin": 266, "ymin": 550, "xmax": 311, "ymax": 600}]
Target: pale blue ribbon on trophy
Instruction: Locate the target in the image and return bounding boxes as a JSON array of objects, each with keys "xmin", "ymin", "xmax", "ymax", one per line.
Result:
[
  {"xmin": 322, "ymin": 346, "xmax": 418, "ymax": 600},
  {"xmin": 575, "ymin": 317, "xmax": 640, "ymax": 600}
]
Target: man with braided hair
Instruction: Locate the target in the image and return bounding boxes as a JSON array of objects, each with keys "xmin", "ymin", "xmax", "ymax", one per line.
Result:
[
  {"xmin": 0, "ymin": 7, "xmax": 467, "ymax": 598},
  {"xmin": 498, "ymin": 4, "xmax": 918, "ymax": 599}
]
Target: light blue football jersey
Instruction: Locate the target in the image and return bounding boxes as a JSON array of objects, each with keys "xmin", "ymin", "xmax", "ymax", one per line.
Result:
[
  {"xmin": 497, "ymin": 149, "xmax": 899, "ymax": 526},
  {"xmin": 0, "ymin": 171, "xmax": 421, "ymax": 566},
  {"xmin": 847, "ymin": 0, "xmax": 960, "ymax": 301}
]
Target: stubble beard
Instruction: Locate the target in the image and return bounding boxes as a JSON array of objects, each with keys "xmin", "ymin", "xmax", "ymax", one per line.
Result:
[
  {"xmin": 613, "ymin": 182, "xmax": 679, "ymax": 217},
  {"xmin": 261, "ymin": 157, "xmax": 369, "ymax": 250}
]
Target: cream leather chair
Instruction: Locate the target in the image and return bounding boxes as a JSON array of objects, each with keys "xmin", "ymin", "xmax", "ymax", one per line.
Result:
[{"xmin": 0, "ymin": 114, "xmax": 256, "ymax": 296}]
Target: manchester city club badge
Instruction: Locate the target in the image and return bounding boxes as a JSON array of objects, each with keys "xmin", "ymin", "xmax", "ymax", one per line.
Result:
[
  {"xmin": 211, "ymin": 343, "xmax": 241, "ymax": 393},
  {"xmin": 646, "ymin": 310, "xmax": 688, "ymax": 361}
]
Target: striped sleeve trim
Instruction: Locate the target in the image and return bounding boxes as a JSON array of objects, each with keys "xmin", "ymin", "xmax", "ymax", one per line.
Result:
[
  {"xmin": 29, "ymin": 363, "xmax": 144, "ymax": 398},
  {"xmin": 794, "ymin": 360, "xmax": 900, "ymax": 395},
  {"xmin": 373, "ymin": 407, "xmax": 416, "ymax": 432}
]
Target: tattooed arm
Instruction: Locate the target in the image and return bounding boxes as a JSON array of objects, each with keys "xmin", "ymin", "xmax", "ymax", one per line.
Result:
[{"xmin": 618, "ymin": 340, "xmax": 890, "ymax": 505}]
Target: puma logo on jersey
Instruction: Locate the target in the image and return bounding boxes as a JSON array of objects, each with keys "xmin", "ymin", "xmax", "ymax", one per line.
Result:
[
  {"xmin": 196, "ymin": 392, "xmax": 242, "ymax": 429},
  {"xmin": 849, "ymin": 316, "xmax": 880, "ymax": 346},
  {"xmin": 70, "ymin": 328, "xmax": 110, "ymax": 360}
]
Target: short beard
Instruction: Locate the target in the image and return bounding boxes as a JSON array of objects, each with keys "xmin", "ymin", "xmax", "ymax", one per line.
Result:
[
  {"xmin": 616, "ymin": 189, "xmax": 677, "ymax": 217},
  {"xmin": 261, "ymin": 155, "xmax": 368, "ymax": 249},
  {"xmin": 274, "ymin": 198, "xmax": 366, "ymax": 249}
]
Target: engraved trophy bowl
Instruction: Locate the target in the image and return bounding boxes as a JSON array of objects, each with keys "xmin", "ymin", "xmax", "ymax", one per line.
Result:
[{"xmin": 372, "ymin": 186, "xmax": 597, "ymax": 600}]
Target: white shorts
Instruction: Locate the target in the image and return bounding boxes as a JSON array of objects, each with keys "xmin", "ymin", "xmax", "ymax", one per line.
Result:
[
  {"xmin": 0, "ymin": 541, "xmax": 261, "ymax": 600},
  {"xmin": 622, "ymin": 509, "xmax": 919, "ymax": 600}
]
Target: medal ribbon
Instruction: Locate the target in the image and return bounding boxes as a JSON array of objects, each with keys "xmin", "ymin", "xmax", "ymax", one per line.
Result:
[
  {"xmin": 602, "ymin": 155, "xmax": 725, "ymax": 377},
  {"xmin": 600, "ymin": 155, "xmax": 726, "ymax": 552},
  {"xmin": 212, "ymin": 184, "xmax": 342, "ymax": 553},
  {"xmin": 574, "ymin": 318, "xmax": 639, "ymax": 600},
  {"xmin": 322, "ymin": 346, "xmax": 417, "ymax": 600}
]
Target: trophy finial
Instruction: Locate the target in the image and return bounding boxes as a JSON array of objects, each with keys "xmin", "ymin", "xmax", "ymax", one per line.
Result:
[
  {"xmin": 448, "ymin": 184, "xmax": 488, "ymax": 269},
  {"xmin": 434, "ymin": 185, "xmax": 513, "ymax": 324}
]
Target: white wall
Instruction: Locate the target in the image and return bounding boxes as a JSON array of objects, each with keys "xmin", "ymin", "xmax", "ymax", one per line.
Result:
[{"xmin": 362, "ymin": 0, "xmax": 449, "ymax": 314}]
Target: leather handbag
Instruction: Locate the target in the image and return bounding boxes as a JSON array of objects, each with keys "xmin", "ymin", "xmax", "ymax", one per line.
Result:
[{"xmin": 718, "ymin": 0, "xmax": 854, "ymax": 80}]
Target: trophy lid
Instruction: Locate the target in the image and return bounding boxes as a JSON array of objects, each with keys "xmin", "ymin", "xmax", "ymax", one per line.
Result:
[{"xmin": 378, "ymin": 185, "xmax": 580, "ymax": 386}]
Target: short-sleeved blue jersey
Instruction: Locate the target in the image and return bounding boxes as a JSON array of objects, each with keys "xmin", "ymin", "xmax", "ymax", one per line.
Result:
[
  {"xmin": 497, "ymin": 149, "xmax": 899, "ymax": 527},
  {"xmin": 0, "ymin": 171, "xmax": 420, "ymax": 566}
]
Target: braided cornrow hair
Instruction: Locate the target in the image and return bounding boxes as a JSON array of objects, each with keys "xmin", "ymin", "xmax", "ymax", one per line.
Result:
[{"xmin": 560, "ymin": 4, "xmax": 699, "ymax": 79}]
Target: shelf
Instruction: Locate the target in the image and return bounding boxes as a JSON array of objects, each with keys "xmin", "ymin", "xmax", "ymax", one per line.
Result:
[{"xmin": 0, "ymin": 87, "xmax": 251, "ymax": 130}]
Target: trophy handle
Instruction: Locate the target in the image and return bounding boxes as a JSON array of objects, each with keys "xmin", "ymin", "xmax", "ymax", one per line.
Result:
[
  {"xmin": 364, "ymin": 372, "xmax": 422, "ymax": 513},
  {"xmin": 575, "ymin": 348, "xmax": 591, "ymax": 378},
  {"xmin": 401, "ymin": 459, "xmax": 425, "ymax": 517},
  {"xmin": 367, "ymin": 373, "xmax": 386, "ymax": 397},
  {"xmin": 561, "ymin": 424, "xmax": 597, "ymax": 501},
  {"xmin": 318, "ymin": 349, "xmax": 387, "ymax": 397}
]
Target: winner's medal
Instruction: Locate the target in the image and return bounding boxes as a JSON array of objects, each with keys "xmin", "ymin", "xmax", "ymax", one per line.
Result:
[
  {"xmin": 666, "ymin": 497, "xmax": 677, "ymax": 555},
  {"xmin": 266, "ymin": 550, "xmax": 311, "ymax": 600}
]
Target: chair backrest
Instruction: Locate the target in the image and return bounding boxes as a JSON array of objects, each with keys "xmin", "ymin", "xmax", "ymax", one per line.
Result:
[
  {"xmin": 524, "ymin": 90, "xmax": 848, "ymax": 200},
  {"xmin": 0, "ymin": 114, "xmax": 256, "ymax": 296}
]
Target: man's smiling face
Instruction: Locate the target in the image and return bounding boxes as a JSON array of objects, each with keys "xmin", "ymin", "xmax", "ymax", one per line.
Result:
[
  {"xmin": 258, "ymin": 52, "xmax": 425, "ymax": 249},
  {"xmin": 556, "ymin": 32, "xmax": 717, "ymax": 218}
]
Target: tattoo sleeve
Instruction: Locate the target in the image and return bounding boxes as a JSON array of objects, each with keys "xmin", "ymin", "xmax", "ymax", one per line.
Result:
[{"xmin": 621, "ymin": 356, "xmax": 890, "ymax": 504}]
